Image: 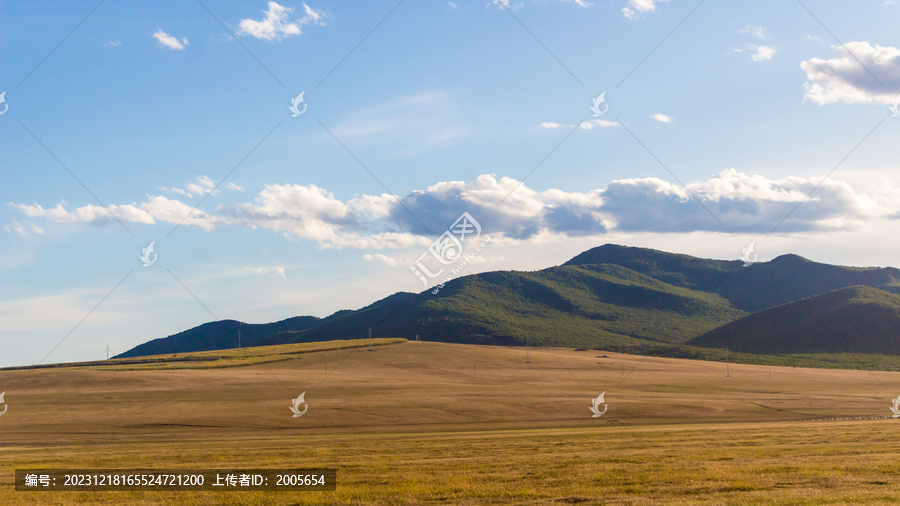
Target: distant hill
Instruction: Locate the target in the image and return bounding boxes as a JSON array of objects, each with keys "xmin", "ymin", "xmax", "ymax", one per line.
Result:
[
  {"xmin": 114, "ymin": 316, "xmax": 322, "ymax": 358},
  {"xmin": 688, "ymin": 286, "xmax": 900, "ymax": 354},
  {"xmin": 117, "ymin": 244, "xmax": 900, "ymax": 359}
]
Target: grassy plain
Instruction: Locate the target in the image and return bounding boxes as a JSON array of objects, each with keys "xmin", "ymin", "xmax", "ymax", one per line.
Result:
[{"xmin": 1, "ymin": 340, "xmax": 899, "ymax": 504}]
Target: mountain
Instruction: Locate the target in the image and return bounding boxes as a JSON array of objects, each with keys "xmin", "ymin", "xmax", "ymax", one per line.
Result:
[
  {"xmin": 687, "ymin": 286, "xmax": 900, "ymax": 354},
  {"xmin": 565, "ymin": 245, "xmax": 900, "ymax": 312},
  {"xmin": 258, "ymin": 265, "xmax": 745, "ymax": 348},
  {"xmin": 114, "ymin": 316, "xmax": 322, "ymax": 358},
  {"xmin": 117, "ymin": 244, "xmax": 900, "ymax": 358}
]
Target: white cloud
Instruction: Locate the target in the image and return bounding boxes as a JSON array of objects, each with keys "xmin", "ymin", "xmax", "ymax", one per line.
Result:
[
  {"xmin": 300, "ymin": 3, "xmax": 324, "ymax": 24},
  {"xmin": 739, "ymin": 25, "xmax": 766, "ymax": 39},
  {"xmin": 734, "ymin": 44, "xmax": 776, "ymax": 62},
  {"xmin": 160, "ymin": 176, "xmax": 217, "ymax": 198},
  {"xmin": 601, "ymin": 169, "xmax": 891, "ymax": 233},
  {"xmin": 543, "ymin": 120, "xmax": 617, "ymax": 130},
  {"xmin": 141, "ymin": 196, "xmax": 217, "ymax": 230},
  {"xmin": 388, "ymin": 174, "xmax": 606, "ymax": 240},
  {"xmin": 227, "ymin": 182, "xmax": 245, "ymax": 192},
  {"xmin": 243, "ymin": 266, "xmax": 287, "ymax": 280},
  {"xmin": 490, "ymin": 0, "xmax": 587, "ymax": 8},
  {"xmin": 218, "ymin": 183, "xmax": 417, "ymax": 248},
  {"xmin": 105, "ymin": 40, "xmax": 121, "ymax": 47},
  {"xmin": 578, "ymin": 119, "xmax": 618, "ymax": 129},
  {"xmin": 238, "ymin": 1, "xmax": 325, "ymax": 40},
  {"xmin": 3, "ymin": 221, "xmax": 43, "ymax": 237},
  {"xmin": 153, "ymin": 29, "xmax": 188, "ymax": 50},
  {"xmin": 801, "ymin": 41, "xmax": 900, "ymax": 105},
  {"xmin": 651, "ymin": 113, "xmax": 673, "ymax": 123},
  {"xmin": 363, "ymin": 253, "xmax": 404, "ymax": 267},
  {"xmin": 749, "ymin": 44, "xmax": 776, "ymax": 62},
  {"xmin": 622, "ymin": 0, "xmax": 668, "ymax": 19},
  {"xmin": 448, "ymin": 1, "xmax": 458, "ymax": 8},
  {"xmin": 13, "ymin": 202, "xmax": 155, "ymax": 226}
]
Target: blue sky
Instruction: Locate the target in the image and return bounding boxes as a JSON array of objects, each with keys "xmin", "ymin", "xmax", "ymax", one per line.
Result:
[{"xmin": 1, "ymin": 0, "xmax": 899, "ymax": 367}]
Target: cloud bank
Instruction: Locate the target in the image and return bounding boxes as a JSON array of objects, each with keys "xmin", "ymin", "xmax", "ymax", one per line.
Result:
[{"xmin": 10, "ymin": 170, "xmax": 898, "ymax": 246}]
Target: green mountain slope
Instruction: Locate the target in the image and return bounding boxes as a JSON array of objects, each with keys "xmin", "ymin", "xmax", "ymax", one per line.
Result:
[
  {"xmin": 688, "ymin": 286, "xmax": 900, "ymax": 354},
  {"xmin": 260, "ymin": 263, "xmax": 746, "ymax": 348}
]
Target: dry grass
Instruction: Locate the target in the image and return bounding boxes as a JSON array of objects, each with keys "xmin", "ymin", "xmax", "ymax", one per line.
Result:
[
  {"xmin": 1, "ymin": 340, "xmax": 898, "ymax": 504},
  {"xmin": 0, "ymin": 338, "xmax": 407, "ymax": 371}
]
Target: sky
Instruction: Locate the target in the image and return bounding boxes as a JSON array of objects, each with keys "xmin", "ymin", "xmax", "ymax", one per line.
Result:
[{"xmin": 1, "ymin": 0, "xmax": 899, "ymax": 367}]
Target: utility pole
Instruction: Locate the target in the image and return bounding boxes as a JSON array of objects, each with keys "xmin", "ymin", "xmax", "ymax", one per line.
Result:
[
  {"xmin": 238, "ymin": 329, "xmax": 241, "ymax": 349},
  {"xmin": 368, "ymin": 328, "xmax": 372, "ymax": 351},
  {"xmin": 525, "ymin": 337, "xmax": 530, "ymax": 363},
  {"xmin": 106, "ymin": 345, "xmax": 109, "ymax": 360},
  {"xmin": 725, "ymin": 347, "xmax": 730, "ymax": 377},
  {"xmin": 768, "ymin": 364, "xmax": 771, "ymax": 379}
]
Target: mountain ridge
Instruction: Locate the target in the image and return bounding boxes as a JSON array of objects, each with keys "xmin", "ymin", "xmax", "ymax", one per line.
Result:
[{"xmin": 115, "ymin": 244, "xmax": 900, "ymax": 359}]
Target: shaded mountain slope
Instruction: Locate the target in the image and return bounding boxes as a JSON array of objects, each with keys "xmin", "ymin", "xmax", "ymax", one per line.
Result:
[{"xmin": 688, "ymin": 286, "xmax": 900, "ymax": 354}]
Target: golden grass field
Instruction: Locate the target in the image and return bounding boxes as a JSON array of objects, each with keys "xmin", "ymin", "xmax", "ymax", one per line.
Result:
[{"xmin": 1, "ymin": 339, "xmax": 899, "ymax": 504}]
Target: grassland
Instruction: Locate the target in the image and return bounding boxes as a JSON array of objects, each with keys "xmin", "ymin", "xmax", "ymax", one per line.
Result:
[
  {"xmin": 2, "ymin": 338, "xmax": 406, "ymax": 371},
  {"xmin": 1, "ymin": 339, "xmax": 899, "ymax": 504}
]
